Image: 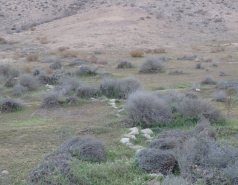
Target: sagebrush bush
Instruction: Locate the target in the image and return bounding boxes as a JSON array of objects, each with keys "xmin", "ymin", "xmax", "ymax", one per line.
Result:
[
  {"xmin": 129, "ymin": 49, "xmax": 144, "ymax": 57},
  {"xmin": 4, "ymin": 77, "xmax": 17, "ymax": 87},
  {"xmin": 76, "ymin": 85, "xmax": 100, "ymax": 98},
  {"xmin": 42, "ymin": 57, "xmax": 62, "ymax": 63},
  {"xmin": 153, "ymin": 48, "xmax": 166, "ymax": 54},
  {"xmin": 12, "ymin": 85, "xmax": 27, "ymax": 96},
  {"xmin": 20, "ymin": 74, "xmax": 39, "ymax": 91},
  {"xmin": 40, "ymin": 91, "xmax": 63, "ymax": 108},
  {"xmin": 117, "ymin": 60, "xmax": 132, "ymax": 69},
  {"xmin": 201, "ymin": 76, "xmax": 216, "ymax": 85},
  {"xmin": 167, "ymin": 70, "xmax": 184, "ymax": 75},
  {"xmin": 60, "ymin": 77, "xmax": 82, "ymax": 92},
  {"xmin": 195, "ymin": 63, "xmax": 203, "ymax": 69},
  {"xmin": 49, "ymin": 61, "xmax": 63, "ymax": 70},
  {"xmin": 161, "ymin": 176, "xmax": 189, "ymax": 185},
  {"xmin": 100, "ymin": 77, "xmax": 142, "ymax": 99},
  {"xmin": 74, "ymin": 65, "xmax": 98, "ymax": 76},
  {"xmin": 139, "ymin": 57, "xmax": 165, "ymax": 73},
  {"xmin": 125, "ymin": 91, "xmax": 172, "ymax": 127},
  {"xmin": 57, "ymin": 137, "xmax": 106, "ymax": 163},
  {"xmin": 212, "ymin": 90, "xmax": 227, "ymax": 102},
  {"xmin": 65, "ymin": 96, "xmax": 81, "ymax": 105},
  {"xmin": 0, "ymin": 97, "xmax": 24, "ymax": 113},
  {"xmin": 68, "ymin": 59, "xmax": 85, "ymax": 66},
  {"xmin": 26, "ymin": 54, "xmax": 38, "ymax": 62},
  {"xmin": 176, "ymin": 97, "xmax": 214, "ymax": 119},
  {"xmin": 135, "ymin": 148, "xmax": 177, "ymax": 175},
  {"xmin": 0, "ymin": 64, "xmax": 20, "ymax": 78}
]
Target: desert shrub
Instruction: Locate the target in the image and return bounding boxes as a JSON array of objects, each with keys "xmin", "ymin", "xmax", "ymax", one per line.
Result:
[
  {"xmin": 201, "ymin": 76, "xmax": 216, "ymax": 85},
  {"xmin": 211, "ymin": 46, "xmax": 225, "ymax": 53},
  {"xmin": 12, "ymin": 85, "xmax": 27, "ymax": 96},
  {"xmin": 49, "ymin": 61, "xmax": 63, "ymax": 70},
  {"xmin": 62, "ymin": 50, "xmax": 78, "ymax": 58},
  {"xmin": 217, "ymin": 80, "xmax": 238, "ymax": 90},
  {"xmin": 184, "ymin": 91, "xmax": 199, "ymax": 99},
  {"xmin": 220, "ymin": 71, "xmax": 227, "ymax": 76},
  {"xmin": 150, "ymin": 130, "xmax": 190, "ymax": 151},
  {"xmin": 125, "ymin": 91, "xmax": 172, "ymax": 127},
  {"xmin": 68, "ymin": 59, "xmax": 85, "ymax": 66},
  {"xmin": 135, "ymin": 148, "xmax": 177, "ymax": 175},
  {"xmin": 153, "ymin": 48, "xmax": 166, "ymax": 54},
  {"xmin": 195, "ymin": 63, "xmax": 203, "ymax": 69},
  {"xmin": 32, "ymin": 68, "xmax": 45, "ymax": 76},
  {"xmin": 37, "ymin": 73, "xmax": 60, "ymax": 85},
  {"xmin": 161, "ymin": 176, "xmax": 189, "ymax": 185},
  {"xmin": 211, "ymin": 61, "xmax": 219, "ymax": 67},
  {"xmin": 0, "ymin": 64, "xmax": 20, "ymax": 78},
  {"xmin": 65, "ymin": 96, "xmax": 81, "ymax": 105},
  {"xmin": 40, "ymin": 91, "xmax": 63, "ymax": 108},
  {"xmin": 57, "ymin": 137, "xmax": 106, "ymax": 163},
  {"xmin": 59, "ymin": 77, "xmax": 82, "ymax": 93},
  {"xmin": 0, "ymin": 97, "xmax": 24, "ymax": 113},
  {"xmin": 100, "ymin": 77, "xmax": 142, "ymax": 99},
  {"xmin": 212, "ymin": 90, "xmax": 227, "ymax": 102},
  {"xmin": 167, "ymin": 70, "xmax": 184, "ymax": 75},
  {"xmin": 177, "ymin": 55, "xmax": 197, "ymax": 60},
  {"xmin": 74, "ymin": 65, "xmax": 98, "ymax": 76},
  {"xmin": 58, "ymin": 46, "xmax": 69, "ymax": 52},
  {"xmin": 42, "ymin": 57, "xmax": 62, "ymax": 63},
  {"xmin": 26, "ymin": 54, "xmax": 38, "ymax": 62},
  {"xmin": 139, "ymin": 57, "xmax": 165, "ymax": 73},
  {"xmin": 39, "ymin": 37, "xmax": 48, "ymax": 44},
  {"xmin": 76, "ymin": 85, "xmax": 100, "ymax": 98},
  {"xmin": 177, "ymin": 136, "xmax": 238, "ymax": 184},
  {"xmin": 117, "ymin": 60, "xmax": 132, "ymax": 69},
  {"xmin": 4, "ymin": 77, "xmax": 17, "ymax": 87},
  {"xmin": 19, "ymin": 74, "xmax": 39, "ymax": 91},
  {"xmin": 28, "ymin": 152, "xmax": 73, "ymax": 185},
  {"xmin": 176, "ymin": 97, "xmax": 214, "ymax": 120},
  {"xmin": 129, "ymin": 49, "xmax": 144, "ymax": 57}
]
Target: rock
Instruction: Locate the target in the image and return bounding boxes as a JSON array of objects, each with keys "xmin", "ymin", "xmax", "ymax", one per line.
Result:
[
  {"xmin": 2, "ymin": 170, "xmax": 9, "ymax": 176},
  {"xmin": 129, "ymin": 127, "xmax": 139, "ymax": 135},
  {"xmin": 147, "ymin": 179, "xmax": 161, "ymax": 185},
  {"xmin": 149, "ymin": 173, "xmax": 164, "ymax": 178},
  {"xmin": 124, "ymin": 134, "xmax": 136, "ymax": 140},
  {"xmin": 141, "ymin": 128, "xmax": 153, "ymax": 135},
  {"xmin": 128, "ymin": 144, "xmax": 143, "ymax": 150},
  {"xmin": 143, "ymin": 134, "xmax": 152, "ymax": 139},
  {"xmin": 120, "ymin": 138, "xmax": 130, "ymax": 144}
]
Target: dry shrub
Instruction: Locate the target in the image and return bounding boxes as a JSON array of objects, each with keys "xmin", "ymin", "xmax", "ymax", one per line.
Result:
[
  {"xmin": 153, "ymin": 48, "xmax": 166, "ymax": 54},
  {"xmin": 201, "ymin": 76, "xmax": 216, "ymax": 85},
  {"xmin": 44, "ymin": 67, "xmax": 53, "ymax": 74},
  {"xmin": 48, "ymin": 49, "xmax": 57, "ymax": 55},
  {"xmin": 58, "ymin": 46, "xmax": 69, "ymax": 52},
  {"xmin": 145, "ymin": 49, "xmax": 153, "ymax": 53},
  {"xmin": 0, "ymin": 97, "xmax": 24, "ymax": 113},
  {"xmin": 40, "ymin": 37, "xmax": 49, "ymax": 44},
  {"xmin": 97, "ymin": 58, "xmax": 108, "ymax": 65},
  {"xmin": 62, "ymin": 50, "xmax": 78, "ymax": 58},
  {"xmin": 129, "ymin": 49, "xmax": 144, "ymax": 57},
  {"xmin": 0, "ymin": 37, "xmax": 5, "ymax": 41},
  {"xmin": 88, "ymin": 55, "xmax": 98, "ymax": 63},
  {"xmin": 23, "ymin": 66, "xmax": 32, "ymax": 73},
  {"xmin": 211, "ymin": 46, "xmax": 225, "ymax": 53},
  {"xmin": 20, "ymin": 74, "xmax": 39, "ymax": 91},
  {"xmin": 40, "ymin": 91, "xmax": 63, "ymax": 108},
  {"xmin": 26, "ymin": 54, "xmax": 38, "ymax": 62},
  {"xmin": 139, "ymin": 57, "xmax": 165, "ymax": 73},
  {"xmin": 31, "ymin": 27, "xmax": 36, "ymax": 31},
  {"xmin": 117, "ymin": 60, "xmax": 132, "ymax": 69},
  {"xmin": 12, "ymin": 55, "xmax": 20, "ymax": 60}
]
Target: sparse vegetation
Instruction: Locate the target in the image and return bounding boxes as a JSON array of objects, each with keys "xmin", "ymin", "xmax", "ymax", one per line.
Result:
[{"xmin": 129, "ymin": 49, "xmax": 144, "ymax": 57}]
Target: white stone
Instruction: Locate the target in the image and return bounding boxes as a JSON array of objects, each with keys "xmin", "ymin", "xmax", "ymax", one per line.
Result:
[
  {"xmin": 120, "ymin": 138, "xmax": 130, "ymax": 144},
  {"xmin": 149, "ymin": 173, "xmax": 164, "ymax": 178},
  {"xmin": 45, "ymin": 84, "xmax": 54, "ymax": 89},
  {"xmin": 2, "ymin": 170, "xmax": 9, "ymax": 176},
  {"xmin": 141, "ymin": 128, "xmax": 153, "ymax": 135},
  {"xmin": 124, "ymin": 134, "xmax": 136, "ymax": 140},
  {"xmin": 109, "ymin": 99, "xmax": 116, "ymax": 103},
  {"xmin": 128, "ymin": 127, "xmax": 139, "ymax": 135},
  {"xmin": 195, "ymin": 88, "xmax": 201, "ymax": 92}
]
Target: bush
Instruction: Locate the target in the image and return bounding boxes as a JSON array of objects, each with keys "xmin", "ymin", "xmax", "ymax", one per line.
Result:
[
  {"xmin": 0, "ymin": 64, "xmax": 20, "ymax": 78},
  {"xmin": 12, "ymin": 85, "xmax": 27, "ymax": 96},
  {"xmin": 60, "ymin": 77, "xmax": 82, "ymax": 92},
  {"xmin": 139, "ymin": 57, "xmax": 165, "ymax": 73},
  {"xmin": 58, "ymin": 137, "xmax": 106, "ymax": 163},
  {"xmin": 19, "ymin": 74, "xmax": 39, "ymax": 91},
  {"xmin": 0, "ymin": 97, "xmax": 24, "ymax": 112},
  {"xmin": 176, "ymin": 97, "xmax": 214, "ymax": 119},
  {"xmin": 150, "ymin": 130, "xmax": 190, "ymax": 151},
  {"xmin": 117, "ymin": 60, "xmax": 132, "ymax": 69},
  {"xmin": 49, "ymin": 61, "xmax": 63, "ymax": 70},
  {"xmin": 125, "ymin": 91, "xmax": 172, "ymax": 127},
  {"xmin": 212, "ymin": 90, "xmax": 227, "ymax": 102},
  {"xmin": 167, "ymin": 70, "xmax": 184, "ymax": 75},
  {"xmin": 68, "ymin": 59, "xmax": 85, "ymax": 66},
  {"xmin": 177, "ymin": 55, "xmax": 197, "ymax": 60},
  {"xmin": 28, "ymin": 152, "xmax": 73, "ymax": 185},
  {"xmin": 153, "ymin": 48, "xmax": 166, "ymax": 54},
  {"xmin": 65, "ymin": 96, "xmax": 81, "ymax": 105},
  {"xmin": 161, "ymin": 176, "xmax": 189, "ymax": 185},
  {"xmin": 201, "ymin": 76, "xmax": 216, "ymax": 85},
  {"xmin": 135, "ymin": 148, "xmax": 177, "ymax": 175},
  {"xmin": 195, "ymin": 63, "xmax": 203, "ymax": 69},
  {"xmin": 76, "ymin": 85, "xmax": 100, "ymax": 98},
  {"xmin": 4, "ymin": 77, "xmax": 17, "ymax": 87},
  {"xmin": 74, "ymin": 65, "xmax": 98, "ymax": 76},
  {"xmin": 42, "ymin": 57, "xmax": 62, "ymax": 63},
  {"xmin": 100, "ymin": 77, "xmax": 142, "ymax": 99},
  {"xmin": 40, "ymin": 92, "xmax": 63, "ymax": 108},
  {"xmin": 26, "ymin": 54, "xmax": 38, "ymax": 62},
  {"xmin": 129, "ymin": 49, "xmax": 144, "ymax": 57}
]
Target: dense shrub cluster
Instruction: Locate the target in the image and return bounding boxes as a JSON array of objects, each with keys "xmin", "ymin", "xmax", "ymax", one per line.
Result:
[
  {"xmin": 20, "ymin": 74, "xmax": 39, "ymax": 91},
  {"xmin": 100, "ymin": 77, "xmax": 142, "ymax": 99},
  {"xmin": 0, "ymin": 64, "xmax": 20, "ymax": 79},
  {"xmin": 117, "ymin": 60, "xmax": 132, "ymax": 69},
  {"xmin": 0, "ymin": 97, "xmax": 24, "ymax": 113},
  {"xmin": 74, "ymin": 65, "xmax": 98, "ymax": 76}
]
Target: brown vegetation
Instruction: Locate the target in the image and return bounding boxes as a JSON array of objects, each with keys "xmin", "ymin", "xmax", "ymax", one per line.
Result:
[
  {"xmin": 26, "ymin": 54, "xmax": 38, "ymax": 62},
  {"xmin": 129, "ymin": 49, "xmax": 144, "ymax": 57}
]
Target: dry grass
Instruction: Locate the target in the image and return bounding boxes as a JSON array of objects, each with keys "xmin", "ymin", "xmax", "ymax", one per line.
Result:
[
  {"xmin": 211, "ymin": 46, "xmax": 225, "ymax": 53},
  {"xmin": 48, "ymin": 49, "xmax": 57, "ymax": 55},
  {"xmin": 0, "ymin": 37, "xmax": 5, "ymax": 41},
  {"xmin": 39, "ymin": 37, "xmax": 49, "ymax": 44},
  {"xmin": 31, "ymin": 27, "xmax": 36, "ymax": 31},
  {"xmin": 26, "ymin": 54, "xmax": 38, "ymax": 62},
  {"xmin": 23, "ymin": 66, "xmax": 32, "ymax": 73},
  {"xmin": 145, "ymin": 49, "xmax": 153, "ymax": 53},
  {"xmin": 97, "ymin": 58, "xmax": 108, "ymax": 65},
  {"xmin": 62, "ymin": 50, "xmax": 79, "ymax": 58},
  {"xmin": 129, "ymin": 49, "xmax": 144, "ymax": 57},
  {"xmin": 12, "ymin": 55, "xmax": 20, "ymax": 60},
  {"xmin": 44, "ymin": 67, "xmax": 53, "ymax": 74},
  {"xmin": 58, "ymin": 46, "xmax": 70, "ymax": 52},
  {"xmin": 153, "ymin": 48, "xmax": 167, "ymax": 54}
]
